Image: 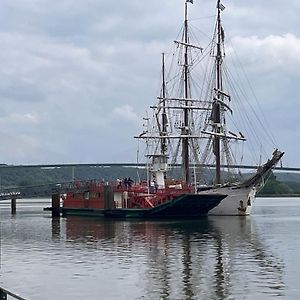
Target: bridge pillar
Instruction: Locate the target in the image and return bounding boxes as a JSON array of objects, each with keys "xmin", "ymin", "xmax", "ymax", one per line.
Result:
[
  {"xmin": 11, "ymin": 198, "xmax": 16, "ymax": 215},
  {"xmin": 51, "ymin": 194, "xmax": 61, "ymax": 217}
]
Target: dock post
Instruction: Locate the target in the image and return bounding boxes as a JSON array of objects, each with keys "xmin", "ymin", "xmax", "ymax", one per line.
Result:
[
  {"xmin": 11, "ymin": 198, "xmax": 16, "ymax": 215},
  {"xmin": 51, "ymin": 194, "xmax": 61, "ymax": 217}
]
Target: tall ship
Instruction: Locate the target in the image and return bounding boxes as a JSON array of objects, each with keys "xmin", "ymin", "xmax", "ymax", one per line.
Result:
[
  {"xmin": 62, "ymin": 0, "xmax": 283, "ymax": 218},
  {"xmin": 134, "ymin": 0, "xmax": 283, "ymax": 216}
]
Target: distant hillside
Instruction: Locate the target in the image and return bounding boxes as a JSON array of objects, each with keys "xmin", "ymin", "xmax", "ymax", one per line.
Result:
[
  {"xmin": 256, "ymin": 172, "xmax": 300, "ymax": 196},
  {"xmin": 0, "ymin": 166, "xmax": 299, "ymax": 196},
  {"xmin": 275, "ymin": 172, "xmax": 300, "ymax": 183},
  {"xmin": 0, "ymin": 166, "xmax": 147, "ymax": 189}
]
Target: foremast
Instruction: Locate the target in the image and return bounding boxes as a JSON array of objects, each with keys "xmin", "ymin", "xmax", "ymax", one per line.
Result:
[{"xmin": 135, "ymin": 0, "xmax": 200, "ymax": 187}]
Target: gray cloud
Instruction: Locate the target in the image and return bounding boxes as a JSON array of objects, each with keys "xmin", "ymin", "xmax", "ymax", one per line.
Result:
[{"xmin": 0, "ymin": 0, "xmax": 298, "ymax": 167}]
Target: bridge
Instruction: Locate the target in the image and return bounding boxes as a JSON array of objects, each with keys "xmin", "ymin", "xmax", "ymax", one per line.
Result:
[{"xmin": 1, "ymin": 162, "xmax": 300, "ymax": 172}]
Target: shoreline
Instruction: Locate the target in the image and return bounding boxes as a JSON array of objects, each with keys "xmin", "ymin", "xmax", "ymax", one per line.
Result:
[{"xmin": 257, "ymin": 194, "xmax": 300, "ymax": 198}]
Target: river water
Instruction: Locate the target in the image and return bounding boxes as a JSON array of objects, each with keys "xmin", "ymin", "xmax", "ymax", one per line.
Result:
[{"xmin": 0, "ymin": 197, "xmax": 299, "ymax": 299}]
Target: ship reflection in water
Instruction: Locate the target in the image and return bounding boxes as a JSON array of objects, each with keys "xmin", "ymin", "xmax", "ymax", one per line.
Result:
[{"xmin": 57, "ymin": 216, "xmax": 284, "ymax": 299}]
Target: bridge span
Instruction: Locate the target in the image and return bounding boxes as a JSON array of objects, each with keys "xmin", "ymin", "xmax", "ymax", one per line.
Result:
[{"xmin": 0, "ymin": 162, "xmax": 300, "ymax": 172}]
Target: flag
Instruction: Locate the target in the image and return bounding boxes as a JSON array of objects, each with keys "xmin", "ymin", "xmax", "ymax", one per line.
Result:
[
  {"xmin": 218, "ymin": 3, "xmax": 225, "ymax": 11},
  {"xmin": 187, "ymin": 0, "xmax": 193, "ymax": 4}
]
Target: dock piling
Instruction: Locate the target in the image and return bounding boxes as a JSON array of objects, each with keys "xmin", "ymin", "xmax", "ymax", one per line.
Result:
[
  {"xmin": 11, "ymin": 198, "xmax": 16, "ymax": 215},
  {"xmin": 51, "ymin": 194, "xmax": 61, "ymax": 217}
]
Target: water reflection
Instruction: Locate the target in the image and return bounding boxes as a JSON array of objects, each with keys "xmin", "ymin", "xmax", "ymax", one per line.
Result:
[
  {"xmin": 62, "ymin": 216, "xmax": 284, "ymax": 299},
  {"xmin": 51, "ymin": 217, "xmax": 61, "ymax": 239}
]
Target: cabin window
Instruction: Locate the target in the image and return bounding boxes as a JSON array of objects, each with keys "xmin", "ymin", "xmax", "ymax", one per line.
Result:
[{"xmin": 84, "ymin": 192, "xmax": 89, "ymax": 200}]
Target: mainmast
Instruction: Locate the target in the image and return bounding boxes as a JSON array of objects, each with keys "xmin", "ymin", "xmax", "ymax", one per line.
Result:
[
  {"xmin": 213, "ymin": 0, "xmax": 224, "ymax": 184},
  {"xmin": 182, "ymin": 0, "xmax": 191, "ymax": 184}
]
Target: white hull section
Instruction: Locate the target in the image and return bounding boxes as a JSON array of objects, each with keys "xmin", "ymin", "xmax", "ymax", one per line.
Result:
[{"xmin": 199, "ymin": 186, "xmax": 257, "ymax": 216}]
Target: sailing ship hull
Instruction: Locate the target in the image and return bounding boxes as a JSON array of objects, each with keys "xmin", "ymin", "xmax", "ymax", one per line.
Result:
[
  {"xmin": 103, "ymin": 193, "xmax": 226, "ymax": 219},
  {"xmin": 60, "ymin": 183, "xmax": 226, "ymax": 219},
  {"xmin": 199, "ymin": 186, "xmax": 256, "ymax": 216}
]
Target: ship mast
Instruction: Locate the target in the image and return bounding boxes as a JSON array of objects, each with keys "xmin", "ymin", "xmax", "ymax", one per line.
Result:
[
  {"xmin": 161, "ymin": 53, "xmax": 167, "ymax": 156},
  {"xmin": 182, "ymin": 0, "xmax": 191, "ymax": 184},
  {"xmin": 213, "ymin": 0, "xmax": 224, "ymax": 184}
]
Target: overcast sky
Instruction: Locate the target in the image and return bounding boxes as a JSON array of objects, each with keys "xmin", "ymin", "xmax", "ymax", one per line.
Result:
[{"xmin": 0, "ymin": 0, "xmax": 298, "ymax": 167}]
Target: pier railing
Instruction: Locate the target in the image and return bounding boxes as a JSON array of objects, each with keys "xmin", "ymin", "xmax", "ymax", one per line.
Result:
[
  {"xmin": 0, "ymin": 287, "xmax": 26, "ymax": 300},
  {"xmin": 0, "ymin": 180, "xmax": 96, "ymax": 201}
]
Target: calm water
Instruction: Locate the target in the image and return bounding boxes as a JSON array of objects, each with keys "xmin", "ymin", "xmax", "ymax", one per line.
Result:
[{"xmin": 0, "ymin": 198, "xmax": 300, "ymax": 299}]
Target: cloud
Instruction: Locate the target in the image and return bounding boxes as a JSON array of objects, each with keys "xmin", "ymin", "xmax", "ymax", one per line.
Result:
[
  {"xmin": 0, "ymin": 132, "xmax": 40, "ymax": 163},
  {"xmin": 0, "ymin": 0, "xmax": 297, "ymax": 166},
  {"xmin": 5, "ymin": 112, "xmax": 40, "ymax": 125},
  {"xmin": 224, "ymin": 33, "xmax": 300, "ymax": 165},
  {"xmin": 111, "ymin": 104, "xmax": 139, "ymax": 125},
  {"xmin": 230, "ymin": 34, "xmax": 300, "ymax": 73}
]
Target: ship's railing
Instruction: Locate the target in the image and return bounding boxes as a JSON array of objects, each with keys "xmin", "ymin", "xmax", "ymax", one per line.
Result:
[{"xmin": 0, "ymin": 287, "xmax": 26, "ymax": 300}]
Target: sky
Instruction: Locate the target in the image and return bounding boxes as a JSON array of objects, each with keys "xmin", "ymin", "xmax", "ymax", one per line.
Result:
[{"xmin": 0, "ymin": 0, "xmax": 299, "ymax": 167}]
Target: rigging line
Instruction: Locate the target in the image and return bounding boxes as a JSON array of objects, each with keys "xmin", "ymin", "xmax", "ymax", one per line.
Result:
[
  {"xmin": 199, "ymin": 56, "xmax": 215, "ymax": 102},
  {"xmin": 189, "ymin": 15, "xmax": 216, "ymax": 22},
  {"xmin": 222, "ymin": 63, "xmax": 269, "ymax": 148},
  {"xmin": 230, "ymin": 48, "xmax": 278, "ymax": 147},
  {"xmin": 223, "ymin": 65, "xmax": 272, "ymax": 160},
  {"xmin": 166, "ymin": 45, "xmax": 186, "ymax": 84},
  {"xmin": 205, "ymin": 147, "xmax": 216, "ymax": 183},
  {"xmin": 167, "ymin": 46, "xmax": 188, "ymax": 85},
  {"xmin": 209, "ymin": 69, "xmax": 260, "ymax": 166},
  {"xmin": 225, "ymin": 39, "xmax": 278, "ymax": 146},
  {"xmin": 222, "ymin": 66, "xmax": 256, "ymax": 135},
  {"xmin": 171, "ymin": 138, "xmax": 181, "ymax": 166},
  {"xmin": 223, "ymin": 63, "xmax": 273, "ymax": 150},
  {"xmin": 222, "ymin": 89, "xmax": 263, "ymax": 164},
  {"xmin": 189, "ymin": 48, "xmax": 214, "ymax": 84},
  {"xmin": 190, "ymin": 139, "xmax": 201, "ymax": 165},
  {"xmin": 189, "ymin": 16, "xmax": 217, "ymax": 42},
  {"xmin": 222, "ymin": 137, "xmax": 236, "ymax": 169}
]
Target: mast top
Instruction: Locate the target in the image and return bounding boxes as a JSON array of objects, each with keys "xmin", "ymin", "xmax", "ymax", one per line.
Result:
[{"xmin": 217, "ymin": 1, "xmax": 226, "ymax": 12}]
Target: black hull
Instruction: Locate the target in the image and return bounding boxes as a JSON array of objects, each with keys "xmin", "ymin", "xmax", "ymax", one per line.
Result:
[{"xmin": 59, "ymin": 193, "xmax": 226, "ymax": 219}]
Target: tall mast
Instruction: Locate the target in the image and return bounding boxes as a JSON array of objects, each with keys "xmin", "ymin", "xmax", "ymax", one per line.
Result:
[
  {"xmin": 182, "ymin": 1, "xmax": 190, "ymax": 184},
  {"xmin": 213, "ymin": 0, "xmax": 223, "ymax": 184},
  {"xmin": 161, "ymin": 53, "xmax": 167, "ymax": 156}
]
